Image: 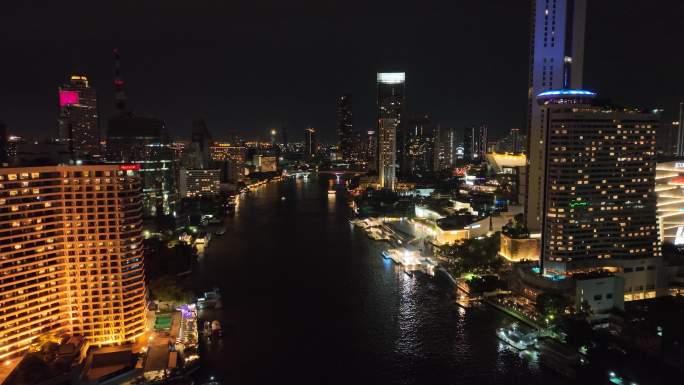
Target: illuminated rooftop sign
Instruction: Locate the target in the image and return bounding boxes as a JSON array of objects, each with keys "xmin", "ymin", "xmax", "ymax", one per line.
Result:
[
  {"xmin": 377, "ymin": 72, "xmax": 405, "ymax": 84},
  {"xmin": 59, "ymin": 90, "xmax": 79, "ymax": 107},
  {"xmin": 537, "ymin": 89, "xmax": 596, "ymax": 98},
  {"xmin": 119, "ymin": 164, "xmax": 140, "ymax": 171}
]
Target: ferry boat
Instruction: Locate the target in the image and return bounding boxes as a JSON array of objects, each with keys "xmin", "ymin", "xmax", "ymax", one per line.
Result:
[
  {"xmin": 200, "ymin": 376, "xmax": 221, "ymax": 385},
  {"xmin": 538, "ymin": 339, "xmax": 583, "ymax": 379},
  {"xmin": 496, "ymin": 327, "xmax": 536, "ymax": 350},
  {"xmin": 349, "ymin": 219, "xmax": 370, "ymax": 229},
  {"xmin": 197, "ymin": 288, "xmax": 222, "ymax": 309}
]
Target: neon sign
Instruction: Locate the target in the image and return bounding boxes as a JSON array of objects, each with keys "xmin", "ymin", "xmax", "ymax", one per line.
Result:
[
  {"xmin": 119, "ymin": 164, "xmax": 140, "ymax": 171},
  {"xmin": 59, "ymin": 90, "xmax": 79, "ymax": 107}
]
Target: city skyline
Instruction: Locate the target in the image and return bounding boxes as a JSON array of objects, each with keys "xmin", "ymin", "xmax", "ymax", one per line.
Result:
[
  {"xmin": 2, "ymin": 2, "xmax": 684, "ymax": 384},
  {"xmin": 1, "ymin": 1, "xmax": 683, "ymax": 143}
]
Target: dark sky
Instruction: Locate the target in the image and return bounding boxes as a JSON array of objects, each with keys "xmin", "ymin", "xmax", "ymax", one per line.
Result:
[{"xmin": 1, "ymin": 1, "xmax": 683, "ymax": 143}]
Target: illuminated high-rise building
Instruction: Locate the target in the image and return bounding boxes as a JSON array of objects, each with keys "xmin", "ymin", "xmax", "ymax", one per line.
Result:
[
  {"xmin": 210, "ymin": 142, "xmax": 246, "ymax": 183},
  {"xmin": 436, "ymin": 126, "xmax": 457, "ymax": 170},
  {"xmin": 404, "ymin": 114, "xmax": 436, "ymax": 178},
  {"xmin": 463, "ymin": 125, "xmax": 487, "ymax": 162},
  {"xmin": 180, "ymin": 168, "xmax": 221, "ymax": 197},
  {"xmin": 106, "ymin": 115, "xmax": 177, "ymax": 217},
  {"xmin": 526, "ymin": 0, "xmax": 586, "ymax": 232},
  {"xmin": 57, "ymin": 75, "xmax": 100, "ymax": 159},
  {"xmin": 337, "ymin": 95, "xmax": 354, "ymax": 162},
  {"xmin": 496, "ymin": 128, "xmax": 526, "ymax": 154},
  {"xmin": 0, "ymin": 164, "xmax": 147, "ymax": 359},
  {"xmin": 366, "ymin": 130, "xmax": 377, "ymax": 170},
  {"xmin": 538, "ymin": 90, "xmax": 662, "ymax": 301},
  {"xmin": 377, "ymin": 72, "xmax": 405, "ymax": 190}
]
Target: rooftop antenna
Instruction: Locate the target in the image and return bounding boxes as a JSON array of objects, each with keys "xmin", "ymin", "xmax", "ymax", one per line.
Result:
[{"xmin": 113, "ymin": 48, "xmax": 127, "ymax": 112}]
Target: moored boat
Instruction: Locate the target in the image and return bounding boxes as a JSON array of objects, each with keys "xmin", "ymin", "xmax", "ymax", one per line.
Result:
[{"xmin": 496, "ymin": 326, "xmax": 536, "ymax": 350}]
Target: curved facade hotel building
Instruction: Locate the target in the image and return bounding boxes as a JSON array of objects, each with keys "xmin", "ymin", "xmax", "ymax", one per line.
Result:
[
  {"xmin": 0, "ymin": 165, "xmax": 146, "ymax": 359},
  {"xmin": 656, "ymin": 161, "xmax": 684, "ymax": 245}
]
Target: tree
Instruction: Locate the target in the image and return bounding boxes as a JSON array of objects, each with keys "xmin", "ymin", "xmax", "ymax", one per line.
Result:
[
  {"xmin": 467, "ymin": 275, "xmax": 505, "ymax": 293},
  {"xmin": 148, "ymin": 276, "xmax": 193, "ymax": 305},
  {"xmin": 535, "ymin": 292, "xmax": 568, "ymax": 320}
]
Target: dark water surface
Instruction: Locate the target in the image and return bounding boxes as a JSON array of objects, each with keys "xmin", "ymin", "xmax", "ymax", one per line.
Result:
[{"xmin": 192, "ymin": 177, "xmax": 565, "ymax": 385}]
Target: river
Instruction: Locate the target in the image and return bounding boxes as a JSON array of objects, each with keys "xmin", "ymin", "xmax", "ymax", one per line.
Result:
[{"xmin": 191, "ymin": 176, "xmax": 567, "ymax": 384}]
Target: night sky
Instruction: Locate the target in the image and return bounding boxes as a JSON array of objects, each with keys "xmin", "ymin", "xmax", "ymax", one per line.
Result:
[{"xmin": 1, "ymin": 1, "xmax": 683, "ymax": 143}]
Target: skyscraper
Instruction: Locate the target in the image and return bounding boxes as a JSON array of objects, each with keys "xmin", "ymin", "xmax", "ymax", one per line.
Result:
[
  {"xmin": 526, "ymin": 0, "xmax": 587, "ymax": 232},
  {"xmin": 404, "ymin": 114, "xmax": 436, "ymax": 178},
  {"xmin": 377, "ymin": 72, "xmax": 405, "ymax": 190},
  {"xmin": 0, "ymin": 164, "xmax": 147, "ymax": 359},
  {"xmin": 496, "ymin": 128, "xmax": 526, "ymax": 154},
  {"xmin": 57, "ymin": 75, "xmax": 100, "ymax": 159},
  {"xmin": 463, "ymin": 125, "xmax": 487, "ymax": 162},
  {"xmin": 191, "ymin": 119, "xmax": 212, "ymax": 168},
  {"xmin": 106, "ymin": 115, "xmax": 177, "ymax": 217},
  {"xmin": 538, "ymin": 90, "xmax": 662, "ymax": 301},
  {"xmin": 337, "ymin": 95, "xmax": 354, "ymax": 162},
  {"xmin": 304, "ymin": 127, "xmax": 317, "ymax": 158},
  {"xmin": 366, "ymin": 129, "xmax": 377, "ymax": 169},
  {"xmin": 436, "ymin": 126, "xmax": 457, "ymax": 170}
]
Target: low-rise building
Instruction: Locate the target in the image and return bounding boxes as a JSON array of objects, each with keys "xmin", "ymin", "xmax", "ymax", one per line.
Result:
[
  {"xmin": 575, "ymin": 273, "xmax": 625, "ymax": 313},
  {"xmin": 500, "ymin": 233, "xmax": 540, "ymax": 262},
  {"xmin": 260, "ymin": 156, "xmax": 277, "ymax": 172}
]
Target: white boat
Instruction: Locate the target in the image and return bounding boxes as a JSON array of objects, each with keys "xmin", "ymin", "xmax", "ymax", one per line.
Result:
[
  {"xmin": 215, "ymin": 228, "xmax": 226, "ymax": 236},
  {"xmin": 497, "ymin": 327, "xmax": 536, "ymax": 350},
  {"xmin": 197, "ymin": 288, "xmax": 222, "ymax": 309}
]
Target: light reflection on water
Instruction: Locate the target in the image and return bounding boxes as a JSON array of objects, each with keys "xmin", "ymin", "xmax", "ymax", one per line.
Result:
[
  {"xmin": 193, "ymin": 178, "xmax": 562, "ymax": 385},
  {"xmin": 396, "ymin": 269, "xmax": 422, "ymax": 359}
]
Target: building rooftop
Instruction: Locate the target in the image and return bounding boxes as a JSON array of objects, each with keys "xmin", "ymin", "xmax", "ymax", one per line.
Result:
[
  {"xmin": 436, "ymin": 215, "xmax": 478, "ymax": 231},
  {"xmin": 537, "ymin": 89, "xmax": 597, "ymax": 98}
]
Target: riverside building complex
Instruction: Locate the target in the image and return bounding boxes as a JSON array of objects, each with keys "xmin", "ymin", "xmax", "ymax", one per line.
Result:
[
  {"xmin": 538, "ymin": 90, "xmax": 662, "ymax": 301},
  {"xmin": 0, "ymin": 164, "xmax": 147, "ymax": 360}
]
